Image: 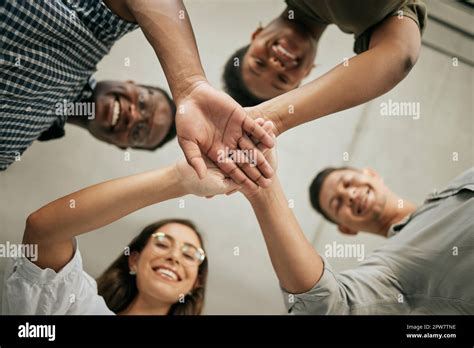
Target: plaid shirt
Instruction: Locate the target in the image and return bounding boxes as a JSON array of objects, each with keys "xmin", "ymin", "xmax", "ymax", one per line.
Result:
[{"xmin": 0, "ymin": 0, "xmax": 137, "ymax": 170}]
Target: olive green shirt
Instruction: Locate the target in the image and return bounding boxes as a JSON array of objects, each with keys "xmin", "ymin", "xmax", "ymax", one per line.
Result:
[
  {"xmin": 285, "ymin": 0, "xmax": 427, "ymax": 53},
  {"xmin": 282, "ymin": 168, "xmax": 474, "ymax": 314}
]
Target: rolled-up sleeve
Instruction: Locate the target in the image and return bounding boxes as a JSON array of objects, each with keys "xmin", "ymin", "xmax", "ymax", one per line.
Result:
[
  {"xmin": 281, "ymin": 256, "xmax": 407, "ymax": 315},
  {"xmin": 354, "ymin": 0, "xmax": 427, "ymax": 54},
  {"xmin": 2, "ymin": 239, "xmax": 113, "ymax": 315}
]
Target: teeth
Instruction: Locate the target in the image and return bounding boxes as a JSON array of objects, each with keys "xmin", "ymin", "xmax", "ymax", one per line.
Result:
[
  {"xmin": 274, "ymin": 44, "xmax": 297, "ymax": 60},
  {"xmin": 111, "ymin": 99, "xmax": 120, "ymax": 127},
  {"xmin": 157, "ymin": 268, "xmax": 178, "ymax": 281}
]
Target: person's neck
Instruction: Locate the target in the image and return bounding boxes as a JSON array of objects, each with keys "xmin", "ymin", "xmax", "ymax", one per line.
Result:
[
  {"xmin": 119, "ymin": 294, "xmax": 171, "ymax": 315},
  {"xmin": 378, "ymin": 195, "xmax": 417, "ymax": 236},
  {"xmin": 280, "ymin": 8, "xmax": 324, "ymax": 40},
  {"xmin": 65, "ymin": 95, "xmax": 94, "ymax": 129}
]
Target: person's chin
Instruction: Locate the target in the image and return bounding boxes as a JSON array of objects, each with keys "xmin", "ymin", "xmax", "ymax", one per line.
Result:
[
  {"xmin": 148, "ymin": 286, "xmax": 181, "ymax": 303},
  {"xmin": 369, "ymin": 203, "xmax": 384, "ymax": 222},
  {"xmin": 375, "ymin": 191, "xmax": 388, "ymax": 214},
  {"xmin": 289, "ymin": 41, "xmax": 315, "ymax": 68},
  {"xmin": 285, "ymin": 21, "xmax": 313, "ymax": 43},
  {"xmin": 88, "ymin": 127, "xmax": 116, "ymax": 147}
]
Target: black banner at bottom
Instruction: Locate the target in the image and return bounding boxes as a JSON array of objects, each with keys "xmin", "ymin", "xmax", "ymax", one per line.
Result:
[{"xmin": 0, "ymin": 315, "xmax": 472, "ymax": 346}]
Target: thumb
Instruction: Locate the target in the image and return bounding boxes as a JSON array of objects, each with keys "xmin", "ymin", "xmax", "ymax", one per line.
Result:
[{"xmin": 178, "ymin": 136, "xmax": 207, "ymax": 179}]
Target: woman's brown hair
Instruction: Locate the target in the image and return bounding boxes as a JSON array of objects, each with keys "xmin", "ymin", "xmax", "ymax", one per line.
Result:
[{"xmin": 96, "ymin": 219, "xmax": 208, "ymax": 315}]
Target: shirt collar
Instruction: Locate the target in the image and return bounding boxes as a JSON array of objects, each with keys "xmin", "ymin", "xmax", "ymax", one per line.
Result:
[
  {"xmin": 387, "ymin": 213, "xmax": 412, "ymax": 238},
  {"xmin": 387, "ymin": 167, "xmax": 473, "ymax": 237}
]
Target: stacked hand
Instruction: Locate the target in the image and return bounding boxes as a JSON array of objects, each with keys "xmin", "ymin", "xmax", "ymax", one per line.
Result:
[
  {"xmin": 174, "ymin": 156, "xmax": 238, "ymax": 198},
  {"xmin": 239, "ymin": 118, "xmax": 278, "ymax": 198},
  {"xmin": 175, "ymin": 81, "xmax": 276, "ymax": 191},
  {"xmin": 175, "ymin": 118, "xmax": 278, "ymax": 199}
]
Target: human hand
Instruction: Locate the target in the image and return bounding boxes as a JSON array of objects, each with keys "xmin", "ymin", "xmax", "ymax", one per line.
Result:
[
  {"xmin": 175, "ymin": 81, "xmax": 275, "ymax": 191},
  {"xmin": 174, "ymin": 157, "xmax": 239, "ymax": 197},
  {"xmin": 244, "ymin": 105, "xmax": 282, "ymax": 138},
  {"xmin": 239, "ymin": 118, "xmax": 278, "ymax": 198}
]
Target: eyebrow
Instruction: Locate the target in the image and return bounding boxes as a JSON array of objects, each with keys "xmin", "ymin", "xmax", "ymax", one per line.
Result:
[
  {"xmin": 158, "ymin": 232, "xmax": 201, "ymax": 250},
  {"xmin": 249, "ymin": 66, "xmax": 261, "ymax": 77},
  {"xmin": 328, "ymin": 176, "xmax": 344, "ymax": 215},
  {"xmin": 146, "ymin": 90, "xmax": 171, "ymax": 148},
  {"xmin": 183, "ymin": 241, "xmax": 201, "ymax": 251},
  {"xmin": 147, "ymin": 88, "xmax": 158, "ymax": 116},
  {"xmin": 329, "ymin": 196, "xmax": 337, "ymax": 216},
  {"xmin": 136, "ymin": 88, "xmax": 158, "ymax": 147},
  {"xmin": 143, "ymin": 89, "xmax": 154, "ymax": 145}
]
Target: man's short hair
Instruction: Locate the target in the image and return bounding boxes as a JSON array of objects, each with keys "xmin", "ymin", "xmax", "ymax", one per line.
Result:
[
  {"xmin": 141, "ymin": 85, "xmax": 177, "ymax": 150},
  {"xmin": 309, "ymin": 166, "xmax": 355, "ymax": 224},
  {"xmin": 222, "ymin": 45, "xmax": 265, "ymax": 107}
]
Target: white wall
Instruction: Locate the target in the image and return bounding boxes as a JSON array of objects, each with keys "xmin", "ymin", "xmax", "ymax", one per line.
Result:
[{"xmin": 0, "ymin": 0, "xmax": 472, "ymax": 314}]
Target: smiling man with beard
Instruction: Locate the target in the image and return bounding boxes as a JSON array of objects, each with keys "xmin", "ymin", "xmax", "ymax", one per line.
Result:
[
  {"xmin": 1, "ymin": 0, "xmax": 275, "ymax": 188},
  {"xmin": 41, "ymin": 79, "xmax": 176, "ymax": 151}
]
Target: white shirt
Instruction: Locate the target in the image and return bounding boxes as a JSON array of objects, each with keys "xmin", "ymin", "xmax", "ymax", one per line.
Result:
[{"xmin": 2, "ymin": 239, "xmax": 114, "ymax": 315}]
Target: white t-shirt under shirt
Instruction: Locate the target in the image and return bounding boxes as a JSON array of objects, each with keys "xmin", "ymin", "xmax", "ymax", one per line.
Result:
[{"xmin": 2, "ymin": 239, "xmax": 114, "ymax": 315}]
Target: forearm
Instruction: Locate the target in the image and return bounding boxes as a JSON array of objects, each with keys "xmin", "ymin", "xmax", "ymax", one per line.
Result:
[
  {"xmin": 259, "ymin": 44, "xmax": 414, "ymax": 135},
  {"xmin": 125, "ymin": 0, "xmax": 206, "ymax": 100},
  {"xmin": 247, "ymin": 177, "xmax": 323, "ymax": 293},
  {"xmin": 25, "ymin": 166, "xmax": 185, "ymax": 245}
]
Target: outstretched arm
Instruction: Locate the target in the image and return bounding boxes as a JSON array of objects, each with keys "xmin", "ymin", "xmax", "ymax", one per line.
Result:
[
  {"xmin": 107, "ymin": 0, "xmax": 275, "ymax": 186},
  {"xmin": 251, "ymin": 16, "xmax": 421, "ymax": 135},
  {"xmin": 243, "ymin": 153, "xmax": 323, "ymax": 293},
  {"xmin": 24, "ymin": 160, "xmax": 237, "ymax": 271},
  {"xmin": 119, "ymin": 0, "xmax": 206, "ymax": 101}
]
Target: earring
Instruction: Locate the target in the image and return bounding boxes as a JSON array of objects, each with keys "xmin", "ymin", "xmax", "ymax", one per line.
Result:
[{"xmin": 129, "ymin": 269, "xmax": 136, "ymax": 275}]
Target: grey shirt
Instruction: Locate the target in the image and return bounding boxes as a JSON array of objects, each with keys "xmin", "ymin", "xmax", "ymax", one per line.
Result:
[{"xmin": 282, "ymin": 168, "xmax": 474, "ymax": 314}]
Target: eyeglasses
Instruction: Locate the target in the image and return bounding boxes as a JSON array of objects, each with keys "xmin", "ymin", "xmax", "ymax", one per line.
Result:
[
  {"xmin": 129, "ymin": 92, "xmax": 151, "ymax": 147},
  {"xmin": 151, "ymin": 231, "xmax": 206, "ymax": 266}
]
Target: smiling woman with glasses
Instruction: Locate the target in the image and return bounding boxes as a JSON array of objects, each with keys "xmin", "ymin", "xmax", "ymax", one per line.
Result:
[
  {"xmin": 97, "ymin": 219, "xmax": 208, "ymax": 315},
  {"xmin": 2, "ymin": 158, "xmax": 238, "ymax": 315}
]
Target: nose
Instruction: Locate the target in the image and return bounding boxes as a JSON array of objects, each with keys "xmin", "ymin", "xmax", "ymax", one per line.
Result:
[
  {"xmin": 342, "ymin": 186, "xmax": 357, "ymax": 206},
  {"xmin": 166, "ymin": 246, "xmax": 182, "ymax": 265},
  {"xmin": 268, "ymin": 56, "xmax": 286, "ymax": 72},
  {"xmin": 125, "ymin": 103, "xmax": 141, "ymax": 128}
]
